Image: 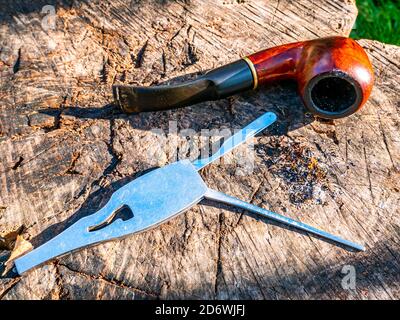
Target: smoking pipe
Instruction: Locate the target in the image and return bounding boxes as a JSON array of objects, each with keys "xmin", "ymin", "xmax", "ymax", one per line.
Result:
[{"xmin": 113, "ymin": 37, "xmax": 374, "ymax": 119}]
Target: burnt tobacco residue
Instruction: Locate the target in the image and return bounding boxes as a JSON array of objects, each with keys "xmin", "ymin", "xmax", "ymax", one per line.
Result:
[{"xmin": 256, "ymin": 137, "xmax": 327, "ymax": 204}]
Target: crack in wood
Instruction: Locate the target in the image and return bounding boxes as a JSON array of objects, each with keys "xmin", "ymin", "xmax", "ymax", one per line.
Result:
[
  {"xmin": 12, "ymin": 48, "xmax": 21, "ymax": 74},
  {"xmin": 53, "ymin": 262, "xmax": 69, "ymax": 299},
  {"xmin": 58, "ymin": 263, "xmax": 160, "ymax": 298},
  {"xmin": 64, "ymin": 152, "xmax": 81, "ymax": 175},
  {"xmin": 361, "ymin": 133, "xmax": 375, "ymax": 203},
  {"xmin": 214, "ymin": 210, "xmax": 224, "ymax": 298},
  {"xmin": 135, "ymin": 40, "xmax": 149, "ymax": 69},
  {"xmin": 0, "ymin": 278, "xmax": 21, "ymax": 300},
  {"xmin": 11, "ymin": 156, "xmax": 24, "ymax": 170}
]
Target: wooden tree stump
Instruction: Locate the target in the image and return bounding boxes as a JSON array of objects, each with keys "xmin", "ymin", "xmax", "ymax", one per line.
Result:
[{"xmin": 0, "ymin": 0, "xmax": 399, "ymax": 299}]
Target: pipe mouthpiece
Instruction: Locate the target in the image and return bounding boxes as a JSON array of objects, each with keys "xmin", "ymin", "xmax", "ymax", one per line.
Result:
[{"xmin": 113, "ymin": 60, "xmax": 253, "ymax": 113}]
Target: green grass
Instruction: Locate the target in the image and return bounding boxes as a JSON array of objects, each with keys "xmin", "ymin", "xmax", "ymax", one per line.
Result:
[{"xmin": 351, "ymin": 0, "xmax": 400, "ymax": 45}]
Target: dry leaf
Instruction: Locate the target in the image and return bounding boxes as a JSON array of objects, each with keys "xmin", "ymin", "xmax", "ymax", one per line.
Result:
[
  {"xmin": 2, "ymin": 235, "xmax": 33, "ymax": 276},
  {"xmin": 0, "ymin": 226, "xmax": 24, "ymax": 250},
  {"xmin": 7, "ymin": 235, "xmax": 33, "ymax": 263}
]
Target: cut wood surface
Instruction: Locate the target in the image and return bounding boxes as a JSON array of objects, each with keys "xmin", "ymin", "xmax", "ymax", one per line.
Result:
[{"xmin": 0, "ymin": 0, "xmax": 399, "ymax": 299}]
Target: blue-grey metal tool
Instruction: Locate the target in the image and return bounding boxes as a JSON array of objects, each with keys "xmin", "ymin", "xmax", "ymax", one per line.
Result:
[{"xmin": 14, "ymin": 112, "xmax": 364, "ymax": 275}]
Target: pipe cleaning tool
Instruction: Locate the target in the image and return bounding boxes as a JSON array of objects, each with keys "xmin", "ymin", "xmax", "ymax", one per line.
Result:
[{"xmin": 14, "ymin": 112, "xmax": 365, "ymax": 275}]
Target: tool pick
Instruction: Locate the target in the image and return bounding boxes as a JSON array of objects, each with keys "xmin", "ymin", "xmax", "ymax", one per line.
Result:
[{"xmin": 14, "ymin": 112, "xmax": 364, "ymax": 274}]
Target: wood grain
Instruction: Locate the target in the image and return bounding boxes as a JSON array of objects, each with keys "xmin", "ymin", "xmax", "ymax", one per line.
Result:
[{"xmin": 0, "ymin": 0, "xmax": 399, "ymax": 299}]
